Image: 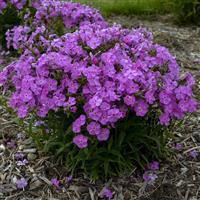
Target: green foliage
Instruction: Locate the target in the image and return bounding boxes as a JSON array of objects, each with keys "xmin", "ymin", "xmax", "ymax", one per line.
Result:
[
  {"xmin": 74, "ymin": 0, "xmax": 170, "ymax": 16},
  {"xmin": 22, "ymin": 109, "xmax": 171, "ymax": 180},
  {"xmin": 75, "ymin": 0, "xmax": 200, "ymax": 25},
  {"xmin": 171, "ymin": 0, "xmax": 200, "ymax": 24}
]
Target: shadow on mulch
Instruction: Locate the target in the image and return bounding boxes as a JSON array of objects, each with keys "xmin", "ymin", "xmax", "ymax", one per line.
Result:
[{"xmin": 140, "ymin": 184, "xmax": 179, "ymax": 200}]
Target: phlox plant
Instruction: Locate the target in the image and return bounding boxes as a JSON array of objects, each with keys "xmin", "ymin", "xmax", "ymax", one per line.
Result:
[{"xmin": 0, "ymin": 0, "xmax": 199, "ymax": 179}]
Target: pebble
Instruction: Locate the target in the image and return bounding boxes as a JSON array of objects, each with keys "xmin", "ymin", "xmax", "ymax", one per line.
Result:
[
  {"xmin": 0, "ymin": 144, "xmax": 5, "ymax": 152},
  {"xmin": 18, "ymin": 145, "xmax": 24, "ymax": 150},
  {"xmin": 23, "ymin": 148, "xmax": 37, "ymax": 153}
]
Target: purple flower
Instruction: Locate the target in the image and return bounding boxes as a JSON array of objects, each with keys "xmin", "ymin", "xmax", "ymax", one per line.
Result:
[
  {"xmin": 103, "ymin": 187, "xmax": 113, "ymax": 200},
  {"xmin": 148, "ymin": 161, "xmax": 159, "ymax": 171},
  {"xmin": 159, "ymin": 113, "xmax": 170, "ymax": 126},
  {"xmin": 194, "ymin": 58, "xmax": 200, "ymax": 64},
  {"xmin": 16, "ymin": 178, "xmax": 28, "ymax": 189},
  {"xmin": 51, "ymin": 178, "xmax": 60, "ymax": 188},
  {"xmin": 73, "ymin": 134, "xmax": 88, "ymax": 149},
  {"xmin": 0, "ymin": 0, "xmax": 7, "ymax": 12},
  {"xmin": 34, "ymin": 120, "xmax": 44, "ymax": 126},
  {"xmin": 72, "ymin": 115, "xmax": 86, "ymax": 133},
  {"xmin": 6, "ymin": 140, "xmax": 16, "ymax": 149},
  {"xmin": 124, "ymin": 95, "xmax": 136, "ymax": 107},
  {"xmin": 15, "ymin": 152, "xmax": 24, "ymax": 160},
  {"xmin": 97, "ymin": 128, "xmax": 110, "ymax": 141},
  {"xmin": 189, "ymin": 150, "xmax": 199, "ymax": 158},
  {"xmin": 174, "ymin": 143, "xmax": 183, "ymax": 151},
  {"xmin": 17, "ymin": 106, "xmax": 28, "ymax": 118},
  {"xmin": 134, "ymin": 100, "xmax": 149, "ymax": 117},
  {"xmin": 17, "ymin": 159, "xmax": 29, "ymax": 166},
  {"xmin": 66, "ymin": 175, "xmax": 73, "ymax": 183},
  {"xmin": 143, "ymin": 171, "xmax": 158, "ymax": 184},
  {"xmin": 87, "ymin": 122, "xmax": 101, "ymax": 135},
  {"xmin": 159, "ymin": 91, "xmax": 171, "ymax": 105}
]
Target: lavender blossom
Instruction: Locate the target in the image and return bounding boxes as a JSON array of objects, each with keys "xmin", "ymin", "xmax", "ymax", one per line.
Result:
[
  {"xmin": 51, "ymin": 178, "xmax": 60, "ymax": 188},
  {"xmin": 17, "ymin": 159, "xmax": 29, "ymax": 166},
  {"xmin": 148, "ymin": 161, "xmax": 159, "ymax": 171},
  {"xmin": 103, "ymin": 187, "xmax": 113, "ymax": 200},
  {"xmin": 189, "ymin": 150, "xmax": 199, "ymax": 158},
  {"xmin": 143, "ymin": 171, "xmax": 158, "ymax": 184},
  {"xmin": 16, "ymin": 178, "xmax": 28, "ymax": 189}
]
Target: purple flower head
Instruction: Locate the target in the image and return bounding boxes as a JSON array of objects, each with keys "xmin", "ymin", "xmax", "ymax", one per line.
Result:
[
  {"xmin": 34, "ymin": 120, "xmax": 44, "ymax": 126},
  {"xmin": 66, "ymin": 175, "xmax": 73, "ymax": 183},
  {"xmin": 15, "ymin": 152, "xmax": 24, "ymax": 160},
  {"xmin": 17, "ymin": 106, "xmax": 28, "ymax": 118},
  {"xmin": 189, "ymin": 150, "xmax": 199, "ymax": 158},
  {"xmin": 10, "ymin": 0, "xmax": 27, "ymax": 10},
  {"xmin": 51, "ymin": 178, "xmax": 60, "ymax": 188},
  {"xmin": 103, "ymin": 187, "xmax": 113, "ymax": 200},
  {"xmin": 159, "ymin": 113, "xmax": 170, "ymax": 126},
  {"xmin": 72, "ymin": 115, "xmax": 86, "ymax": 133},
  {"xmin": 134, "ymin": 100, "xmax": 149, "ymax": 117},
  {"xmin": 73, "ymin": 134, "xmax": 88, "ymax": 149},
  {"xmin": 159, "ymin": 91, "xmax": 171, "ymax": 105},
  {"xmin": 194, "ymin": 58, "xmax": 200, "ymax": 64},
  {"xmin": 148, "ymin": 161, "xmax": 159, "ymax": 171},
  {"xmin": 17, "ymin": 159, "xmax": 29, "ymax": 166},
  {"xmin": 124, "ymin": 95, "xmax": 136, "ymax": 107},
  {"xmin": 174, "ymin": 143, "xmax": 183, "ymax": 151},
  {"xmin": 6, "ymin": 140, "xmax": 16, "ymax": 149},
  {"xmin": 0, "ymin": 0, "xmax": 7, "ymax": 12},
  {"xmin": 97, "ymin": 128, "xmax": 110, "ymax": 141},
  {"xmin": 16, "ymin": 178, "xmax": 28, "ymax": 189},
  {"xmin": 87, "ymin": 121, "xmax": 101, "ymax": 135},
  {"xmin": 143, "ymin": 171, "xmax": 158, "ymax": 184}
]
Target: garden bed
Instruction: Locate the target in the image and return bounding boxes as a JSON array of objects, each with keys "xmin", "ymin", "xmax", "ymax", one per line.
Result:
[{"xmin": 0, "ymin": 15, "xmax": 200, "ymax": 200}]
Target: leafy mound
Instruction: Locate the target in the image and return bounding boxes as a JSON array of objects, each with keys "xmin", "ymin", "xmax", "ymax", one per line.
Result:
[{"xmin": 0, "ymin": 0, "xmax": 199, "ymax": 179}]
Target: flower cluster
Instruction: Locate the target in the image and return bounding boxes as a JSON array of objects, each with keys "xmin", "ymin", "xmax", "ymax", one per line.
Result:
[
  {"xmin": 0, "ymin": 0, "xmax": 7, "ymax": 13},
  {"xmin": 0, "ymin": 0, "xmax": 27, "ymax": 12},
  {"xmin": 0, "ymin": 0, "xmax": 198, "ymax": 149},
  {"xmin": 10, "ymin": 0, "xmax": 27, "ymax": 10},
  {"xmin": 4, "ymin": 0, "xmax": 107, "ymax": 51}
]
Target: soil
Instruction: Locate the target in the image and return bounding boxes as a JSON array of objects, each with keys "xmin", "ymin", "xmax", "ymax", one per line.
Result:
[{"xmin": 0, "ymin": 15, "xmax": 200, "ymax": 200}]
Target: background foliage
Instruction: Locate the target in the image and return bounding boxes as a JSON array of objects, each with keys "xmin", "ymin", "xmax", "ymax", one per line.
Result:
[
  {"xmin": 74, "ymin": 0, "xmax": 200, "ymax": 24},
  {"xmin": 171, "ymin": 0, "xmax": 200, "ymax": 24}
]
